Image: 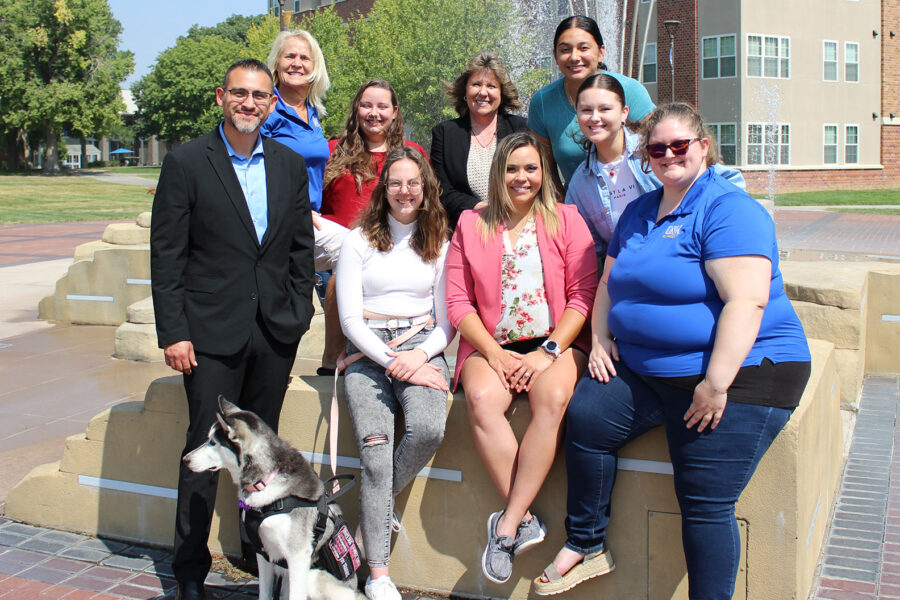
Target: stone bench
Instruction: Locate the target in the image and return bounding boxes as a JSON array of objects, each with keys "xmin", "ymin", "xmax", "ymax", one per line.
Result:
[{"xmin": 7, "ymin": 338, "xmax": 841, "ymax": 599}]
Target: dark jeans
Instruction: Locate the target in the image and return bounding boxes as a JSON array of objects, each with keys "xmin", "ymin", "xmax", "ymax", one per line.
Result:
[{"xmin": 564, "ymin": 362, "xmax": 794, "ymax": 600}]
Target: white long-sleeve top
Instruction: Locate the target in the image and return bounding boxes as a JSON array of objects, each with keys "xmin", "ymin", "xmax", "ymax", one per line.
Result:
[{"xmin": 336, "ymin": 214, "xmax": 454, "ymax": 368}]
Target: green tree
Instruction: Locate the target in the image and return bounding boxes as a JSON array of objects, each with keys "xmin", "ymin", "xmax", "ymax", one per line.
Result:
[
  {"xmin": 186, "ymin": 13, "xmax": 266, "ymax": 44},
  {"xmin": 133, "ymin": 34, "xmax": 244, "ymax": 142},
  {"xmin": 0, "ymin": 0, "xmax": 133, "ymax": 173}
]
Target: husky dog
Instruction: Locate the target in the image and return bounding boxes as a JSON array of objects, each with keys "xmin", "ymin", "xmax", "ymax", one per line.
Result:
[{"xmin": 183, "ymin": 396, "xmax": 365, "ymax": 600}]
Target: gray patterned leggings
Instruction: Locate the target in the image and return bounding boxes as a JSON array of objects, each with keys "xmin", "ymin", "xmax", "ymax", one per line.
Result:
[{"xmin": 343, "ymin": 325, "xmax": 449, "ymax": 567}]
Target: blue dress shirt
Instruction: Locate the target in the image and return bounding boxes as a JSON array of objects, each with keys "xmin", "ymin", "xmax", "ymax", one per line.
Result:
[{"xmin": 220, "ymin": 124, "xmax": 268, "ymax": 244}]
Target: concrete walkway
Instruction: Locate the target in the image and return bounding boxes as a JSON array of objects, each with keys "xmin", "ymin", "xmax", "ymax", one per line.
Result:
[{"xmin": 75, "ymin": 171, "xmax": 158, "ymax": 187}]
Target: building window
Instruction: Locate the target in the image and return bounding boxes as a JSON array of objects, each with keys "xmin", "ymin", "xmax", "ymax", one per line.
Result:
[
  {"xmin": 702, "ymin": 35, "xmax": 736, "ymax": 79},
  {"xmin": 845, "ymin": 125, "xmax": 859, "ymax": 163},
  {"xmin": 708, "ymin": 123, "xmax": 737, "ymax": 165},
  {"xmin": 294, "ymin": 0, "xmax": 300, "ymax": 11},
  {"xmin": 845, "ymin": 42, "xmax": 859, "ymax": 82},
  {"xmin": 643, "ymin": 43, "xmax": 657, "ymax": 84},
  {"xmin": 556, "ymin": 0, "xmax": 569, "ymax": 18},
  {"xmin": 824, "ymin": 125, "xmax": 838, "ymax": 164},
  {"xmin": 747, "ymin": 123, "xmax": 790, "ymax": 165},
  {"xmin": 269, "ymin": 0, "xmax": 280, "ymax": 16},
  {"xmin": 823, "ymin": 41, "xmax": 838, "ymax": 81},
  {"xmin": 747, "ymin": 35, "xmax": 789, "ymax": 78}
]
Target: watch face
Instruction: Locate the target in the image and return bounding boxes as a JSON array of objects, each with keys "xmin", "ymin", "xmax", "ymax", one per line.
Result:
[{"xmin": 542, "ymin": 340, "xmax": 560, "ymax": 356}]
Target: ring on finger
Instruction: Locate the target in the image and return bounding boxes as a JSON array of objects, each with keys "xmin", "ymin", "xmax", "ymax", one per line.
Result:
[{"xmin": 524, "ymin": 371, "xmax": 531, "ymax": 378}]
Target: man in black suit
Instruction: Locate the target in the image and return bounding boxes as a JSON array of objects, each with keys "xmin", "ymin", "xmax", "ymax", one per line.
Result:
[{"xmin": 150, "ymin": 58, "xmax": 314, "ymax": 600}]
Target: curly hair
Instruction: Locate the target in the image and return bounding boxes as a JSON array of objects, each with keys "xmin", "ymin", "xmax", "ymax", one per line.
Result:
[
  {"xmin": 478, "ymin": 132, "xmax": 560, "ymax": 242},
  {"xmin": 638, "ymin": 102, "xmax": 719, "ymax": 173},
  {"xmin": 266, "ymin": 30, "xmax": 330, "ymax": 116},
  {"xmin": 447, "ymin": 52, "xmax": 522, "ymax": 118},
  {"xmin": 357, "ymin": 147, "xmax": 448, "ymax": 263},
  {"xmin": 323, "ymin": 79, "xmax": 406, "ymax": 194}
]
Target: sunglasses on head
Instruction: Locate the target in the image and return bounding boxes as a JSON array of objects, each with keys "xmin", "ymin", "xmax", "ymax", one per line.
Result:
[{"xmin": 646, "ymin": 138, "xmax": 700, "ymax": 159}]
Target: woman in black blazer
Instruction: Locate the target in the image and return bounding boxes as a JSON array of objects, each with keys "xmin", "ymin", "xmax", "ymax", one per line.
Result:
[{"xmin": 431, "ymin": 52, "xmax": 528, "ymax": 229}]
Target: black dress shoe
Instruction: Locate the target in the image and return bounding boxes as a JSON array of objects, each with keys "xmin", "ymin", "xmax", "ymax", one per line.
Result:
[{"xmin": 175, "ymin": 580, "xmax": 206, "ymax": 600}]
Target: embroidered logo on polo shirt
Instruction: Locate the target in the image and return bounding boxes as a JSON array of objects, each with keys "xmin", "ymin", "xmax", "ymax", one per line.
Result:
[{"xmin": 662, "ymin": 224, "xmax": 683, "ymax": 238}]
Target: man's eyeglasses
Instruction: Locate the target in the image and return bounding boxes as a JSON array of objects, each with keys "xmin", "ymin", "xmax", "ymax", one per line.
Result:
[
  {"xmin": 386, "ymin": 180, "xmax": 423, "ymax": 194},
  {"xmin": 646, "ymin": 138, "xmax": 700, "ymax": 159},
  {"xmin": 225, "ymin": 88, "xmax": 273, "ymax": 104}
]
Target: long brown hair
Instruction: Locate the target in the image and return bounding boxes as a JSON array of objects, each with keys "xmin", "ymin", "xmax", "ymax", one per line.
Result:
[
  {"xmin": 358, "ymin": 147, "xmax": 448, "ymax": 263},
  {"xmin": 323, "ymin": 79, "xmax": 406, "ymax": 193},
  {"xmin": 638, "ymin": 102, "xmax": 719, "ymax": 172},
  {"xmin": 478, "ymin": 132, "xmax": 559, "ymax": 242}
]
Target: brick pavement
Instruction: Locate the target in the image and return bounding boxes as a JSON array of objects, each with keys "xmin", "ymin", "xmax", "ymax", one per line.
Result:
[
  {"xmin": 774, "ymin": 210, "xmax": 900, "ymax": 259},
  {"xmin": 814, "ymin": 377, "xmax": 900, "ymax": 600},
  {"xmin": 0, "ymin": 222, "xmax": 116, "ymax": 267},
  {"xmin": 0, "ymin": 516, "xmax": 445, "ymax": 599}
]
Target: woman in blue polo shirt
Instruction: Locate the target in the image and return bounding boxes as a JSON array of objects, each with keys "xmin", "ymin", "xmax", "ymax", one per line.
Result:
[{"xmin": 533, "ymin": 103, "xmax": 811, "ymax": 599}]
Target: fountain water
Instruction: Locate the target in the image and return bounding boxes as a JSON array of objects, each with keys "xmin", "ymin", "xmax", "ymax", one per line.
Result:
[{"xmin": 753, "ymin": 80, "xmax": 782, "ymax": 214}]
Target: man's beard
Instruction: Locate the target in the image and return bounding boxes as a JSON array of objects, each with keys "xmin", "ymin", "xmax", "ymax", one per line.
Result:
[{"xmin": 230, "ymin": 112, "xmax": 263, "ymax": 135}]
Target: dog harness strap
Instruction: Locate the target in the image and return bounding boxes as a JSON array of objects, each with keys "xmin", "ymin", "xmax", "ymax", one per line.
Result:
[{"xmin": 328, "ymin": 318, "xmax": 434, "ymax": 482}]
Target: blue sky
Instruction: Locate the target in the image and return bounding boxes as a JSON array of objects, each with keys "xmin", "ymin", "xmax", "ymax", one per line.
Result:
[{"xmin": 109, "ymin": 1, "xmax": 265, "ymax": 86}]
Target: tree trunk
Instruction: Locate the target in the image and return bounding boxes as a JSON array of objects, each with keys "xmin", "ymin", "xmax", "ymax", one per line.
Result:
[
  {"xmin": 42, "ymin": 122, "xmax": 59, "ymax": 174},
  {"xmin": 4, "ymin": 130, "xmax": 19, "ymax": 171},
  {"xmin": 80, "ymin": 137, "xmax": 87, "ymax": 169}
]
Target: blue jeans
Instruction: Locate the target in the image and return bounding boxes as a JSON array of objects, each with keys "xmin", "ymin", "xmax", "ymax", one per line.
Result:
[{"xmin": 564, "ymin": 363, "xmax": 793, "ymax": 600}]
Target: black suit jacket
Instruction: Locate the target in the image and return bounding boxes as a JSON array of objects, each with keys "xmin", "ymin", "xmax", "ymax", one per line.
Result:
[
  {"xmin": 430, "ymin": 112, "xmax": 528, "ymax": 229},
  {"xmin": 151, "ymin": 126, "xmax": 315, "ymax": 356}
]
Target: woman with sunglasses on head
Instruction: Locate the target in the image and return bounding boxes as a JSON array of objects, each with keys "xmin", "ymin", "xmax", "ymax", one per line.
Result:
[
  {"xmin": 566, "ymin": 74, "xmax": 744, "ymax": 266},
  {"xmin": 533, "ymin": 103, "xmax": 810, "ymax": 598},
  {"xmin": 529, "ymin": 15, "xmax": 654, "ymax": 191},
  {"xmin": 336, "ymin": 147, "xmax": 452, "ymax": 600},
  {"xmin": 446, "ymin": 132, "xmax": 596, "ymax": 585},
  {"xmin": 316, "ymin": 80, "xmax": 428, "ymax": 375}
]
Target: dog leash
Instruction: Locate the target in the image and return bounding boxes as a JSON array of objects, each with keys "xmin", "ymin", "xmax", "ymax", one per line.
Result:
[{"xmin": 329, "ymin": 319, "xmax": 433, "ymax": 482}]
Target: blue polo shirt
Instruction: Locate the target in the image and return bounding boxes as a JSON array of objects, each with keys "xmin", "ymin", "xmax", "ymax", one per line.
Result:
[
  {"xmin": 260, "ymin": 88, "xmax": 329, "ymax": 211},
  {"xmin": 606, "ymin": 168, "xmax": 809, "ymax": 377}
]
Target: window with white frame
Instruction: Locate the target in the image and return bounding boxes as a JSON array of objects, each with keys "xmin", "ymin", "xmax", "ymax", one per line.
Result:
[
  {"xmin": 747, "ymin": 35, "xmax": 789, "ymax": 78},
  {"xmin": 845, "ymin": 125, "xmax": 859, "ymax": 163},
  {"xmin": 845, "ymin": 42, "xmax": 859, "ymax": 82},
  {"xmin": 269, "ymin": 0, "xmax": 280, "ymax": 16},
  {"xmin": 294, "ymin": 0, "xmax": 301, "ymax": 11},
  {"xmin": 747, "ymin": 123, "xmax": 790, "ymax": 165},
  {"xmin": 708, "ymin": 123, "xmax": 736, "ymax": 165},
  {"xmin": 643, "ymin": 43, "xmax": 657, "ymax": 84},
  {"xmin": 823, "ymin": 41, "xmax": 838, "ymax": 81},
  {"xmin": 824, "ymin": 125, "xmax": 839, "ymax": 164},
  {"xmin": 702, "ymin": 35, "xmax": 736, "ymax": 79}
]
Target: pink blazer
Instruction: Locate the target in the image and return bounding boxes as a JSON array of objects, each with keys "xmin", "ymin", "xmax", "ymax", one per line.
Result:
[{"xmin": 445, "ymin": 203, "xmax": 598, "ymax": 390}]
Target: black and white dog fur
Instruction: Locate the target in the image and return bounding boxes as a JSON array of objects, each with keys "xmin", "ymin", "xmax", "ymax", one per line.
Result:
[{"xmin": 183, "ymin": 396, "xmax": 365, "ymax": 600}]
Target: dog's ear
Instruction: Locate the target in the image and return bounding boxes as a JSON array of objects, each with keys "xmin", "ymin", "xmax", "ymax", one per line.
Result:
[{"xmin": 217, "ymin": 395, "xmax": 240, "ymax": 416}]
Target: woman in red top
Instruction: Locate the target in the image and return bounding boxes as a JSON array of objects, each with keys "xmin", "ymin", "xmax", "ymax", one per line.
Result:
[
  {"xmin": 318, "ymin": 79, "xmax": 427, "ymax": 373},
  {"xmin": 321, "ymin": 79, "xmax": 427, "ymax": 226}
]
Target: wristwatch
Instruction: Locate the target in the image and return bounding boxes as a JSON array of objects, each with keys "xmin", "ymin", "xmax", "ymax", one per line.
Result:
[{"xmin": 540, "ymin": 339, "xmax": 562, "ymax": 360}]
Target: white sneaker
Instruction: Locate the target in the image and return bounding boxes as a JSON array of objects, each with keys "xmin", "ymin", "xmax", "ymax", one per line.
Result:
[{"xmin": 365, "ymin": 575, "xmax": 402, "ymax": 600}]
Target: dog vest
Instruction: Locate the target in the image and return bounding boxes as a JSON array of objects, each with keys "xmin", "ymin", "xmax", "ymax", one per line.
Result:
[{"xmin": 240, "ymin": 474, "xmax": 361, "ymax": 581}]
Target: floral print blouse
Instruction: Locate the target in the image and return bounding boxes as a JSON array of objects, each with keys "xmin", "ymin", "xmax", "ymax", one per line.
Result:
[{"xmin": 493, "ymin": 218, "xmax": 552, "ymax": 344}]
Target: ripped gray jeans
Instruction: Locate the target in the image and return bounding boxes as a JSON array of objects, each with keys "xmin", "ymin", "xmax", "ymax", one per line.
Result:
[{"xmin": 344, "ymin": 324, "xmax": 449, "ymax": 567}]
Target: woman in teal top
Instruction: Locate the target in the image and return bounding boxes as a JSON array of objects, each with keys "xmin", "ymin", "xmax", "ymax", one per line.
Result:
[{"xmin": 528, "ymin": 15, "xmax": 654, "ymax": 189}]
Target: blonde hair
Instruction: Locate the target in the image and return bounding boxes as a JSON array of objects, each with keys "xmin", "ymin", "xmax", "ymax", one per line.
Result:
[
  {"xmin": 447, "ymin": 52, "xmax": 522, "ymax": 117},
  {"xmin": 478, "ymin": 132, "xmax": 560, "ymax": 241},
  {"xmin": 267, "ymin": 29, "xmax": 330, "ymax": 116}
]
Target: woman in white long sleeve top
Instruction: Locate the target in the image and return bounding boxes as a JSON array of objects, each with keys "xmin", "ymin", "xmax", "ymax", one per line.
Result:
[{"xmin": 336, "ymin": 146, "xmax": 454, "ymax": 600}]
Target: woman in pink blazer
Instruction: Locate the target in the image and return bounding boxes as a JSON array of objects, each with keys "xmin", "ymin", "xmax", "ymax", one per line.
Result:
[{"xmin": 445, "ymin": 132, "xmax": 597, "ymax": 584}]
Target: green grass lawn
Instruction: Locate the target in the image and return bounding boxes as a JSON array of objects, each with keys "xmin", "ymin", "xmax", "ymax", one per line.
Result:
[
  {"xmin": 827, "ymin": 207, "xmax": 900, "ymax": 215},
  {"xmin": 0, "ymin": 176, "xmax": 154, "ymax": 225},
  {"xmin": 754, "ymin": 188, "xmax": 900, "ymax": 206}
]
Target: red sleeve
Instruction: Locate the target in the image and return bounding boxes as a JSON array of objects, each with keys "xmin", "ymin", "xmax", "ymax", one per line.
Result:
[{"xmin": 405, "ymin": 140, "xmax": 429, "ymax": 163}]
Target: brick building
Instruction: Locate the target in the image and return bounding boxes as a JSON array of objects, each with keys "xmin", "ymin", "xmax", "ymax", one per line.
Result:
[{"xmin": 622, "ymin": 0, "xmax": 899, "ymax": 192}]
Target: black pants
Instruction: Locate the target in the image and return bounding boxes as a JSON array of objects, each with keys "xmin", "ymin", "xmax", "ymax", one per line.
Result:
[{"xmin": 172, "ymin": 313, "xmax": 299, "ymax": 583}]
